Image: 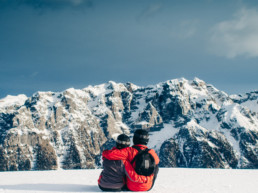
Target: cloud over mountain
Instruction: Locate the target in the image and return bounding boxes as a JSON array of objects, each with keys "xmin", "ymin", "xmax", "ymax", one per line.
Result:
[{"xmin": 210, "ymin": 8, "xmax": 258, "ymax": 58}]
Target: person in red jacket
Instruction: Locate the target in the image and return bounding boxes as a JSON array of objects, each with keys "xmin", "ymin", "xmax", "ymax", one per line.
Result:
[
  {"xmin": 102, "ymin": 129, "xmax": 160, "ymax": 191},
  {"xmin": 98, "ymin": 134, "xmax": 147, "ymax": 191}
]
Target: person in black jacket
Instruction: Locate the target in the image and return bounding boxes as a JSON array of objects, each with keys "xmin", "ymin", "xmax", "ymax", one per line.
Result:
[{"xmin": 98, "ymin": 134, "xmax": 130, "ymax": 191}]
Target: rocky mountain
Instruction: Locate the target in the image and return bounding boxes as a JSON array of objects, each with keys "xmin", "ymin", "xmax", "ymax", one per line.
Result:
[{"xmin": 0, "ymin": 78, "xmax": 257, "ymax": 171}]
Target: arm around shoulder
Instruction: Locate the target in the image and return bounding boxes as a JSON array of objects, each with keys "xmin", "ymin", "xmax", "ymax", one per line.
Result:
[
  {"xmin": 124, "ymin": 161, "xmax": 149, "ymax": 183},
  {"xmin": 102, "ymin": 147, "xmax": 130, "ymax": 160}
]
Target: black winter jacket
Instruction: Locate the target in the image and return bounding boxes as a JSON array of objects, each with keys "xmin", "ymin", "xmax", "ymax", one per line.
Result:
[{"xmin": 98, "ymin": 158, "xmax": 126, "ymax": 190}]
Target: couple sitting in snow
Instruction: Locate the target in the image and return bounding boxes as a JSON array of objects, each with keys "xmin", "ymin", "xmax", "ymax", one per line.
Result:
[{"xmin": 98, "ymin": 129, "xmax": 160, "ymax": 192}]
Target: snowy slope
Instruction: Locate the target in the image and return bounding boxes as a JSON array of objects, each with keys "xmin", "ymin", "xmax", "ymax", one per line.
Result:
[
  {"xmin": 230, "ymin": 91, "xmax": 258, "ymax": 113},
  {"xmin": 0, "ymin": 94, "xmax": 27, "ymax": 113},
  {"xmin": 0, "ymin": 169, "xmax": 258, "ymax": 193}
]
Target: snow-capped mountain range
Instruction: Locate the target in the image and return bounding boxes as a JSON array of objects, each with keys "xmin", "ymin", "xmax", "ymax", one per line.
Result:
[{"xmin": 0, "ymin": 78, "xmax": 257, "ymax": 171}]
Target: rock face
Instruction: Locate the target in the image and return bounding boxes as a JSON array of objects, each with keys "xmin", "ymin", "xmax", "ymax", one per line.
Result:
[{"xmin": 0, "ymin": 78, "xmax": 257, "ymax": 171}]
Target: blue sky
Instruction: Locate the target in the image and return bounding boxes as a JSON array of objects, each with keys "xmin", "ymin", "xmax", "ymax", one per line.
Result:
[{"xmin": 0, "ymin": 0, "xmax": 258, "ymax": 98}]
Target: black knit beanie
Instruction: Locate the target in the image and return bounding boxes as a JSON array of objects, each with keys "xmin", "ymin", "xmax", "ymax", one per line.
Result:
[
  {"xmin": 116, "ymin": 134, "xmax": 130, "ymax": 149},
  {"xmin": 133, "ymin": 129, "xmax": 149, "ymax": 145}
]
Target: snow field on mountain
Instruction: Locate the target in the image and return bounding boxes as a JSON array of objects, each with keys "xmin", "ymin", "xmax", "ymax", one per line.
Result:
[
  {"xmin": 148, "ymin": 123, "xmax": 178, "ymax": 151},
  {"xmin": 0, "ymin": 95, "xmax": 27, "ymax": 113},
  {"xmin": 0, "ymin": 168, "xmax": 257, "ymax": 193}
]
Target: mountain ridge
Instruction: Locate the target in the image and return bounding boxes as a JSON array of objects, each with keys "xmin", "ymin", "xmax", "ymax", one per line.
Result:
[{"xmin": 0, "ymin": 77, "xmax": 257, "ymax": 171}]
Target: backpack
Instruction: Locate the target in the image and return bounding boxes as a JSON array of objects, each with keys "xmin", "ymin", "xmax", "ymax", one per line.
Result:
[{"xmin": 131, "ymin": 146, "xmax": 156, "ymax": 176}]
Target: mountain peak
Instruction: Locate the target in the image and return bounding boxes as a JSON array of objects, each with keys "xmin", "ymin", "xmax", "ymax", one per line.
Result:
[{"xmin": 0, "ymin": 94, "xmax": 27, "ymax": 113}]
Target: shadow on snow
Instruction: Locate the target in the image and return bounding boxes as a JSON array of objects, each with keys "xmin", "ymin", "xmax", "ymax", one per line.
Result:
[{"xmin": 1, "ymin": 183, "xmax": 102, "ymax": 192}]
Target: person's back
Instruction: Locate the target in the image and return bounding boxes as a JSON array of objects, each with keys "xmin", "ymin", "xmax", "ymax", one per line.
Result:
[
  {"xmin": 98, "ymin": 159, "xmax": 125, "ymax": 191},
  {"xmin": 102, "ymin": 129, "xmax": 160, "ymax": 191},
  {"xmin": 125, "ymin": 145, "xmax": 159, "ymax": 191},
  {"xmin": 98, "ymin": 134, "xmax": 130, "ymax": 191}
]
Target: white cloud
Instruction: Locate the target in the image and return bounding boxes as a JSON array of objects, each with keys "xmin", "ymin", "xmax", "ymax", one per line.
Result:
[{"xmin": 210, "ymin": 8, "xmax": 258, "ymax": 58}]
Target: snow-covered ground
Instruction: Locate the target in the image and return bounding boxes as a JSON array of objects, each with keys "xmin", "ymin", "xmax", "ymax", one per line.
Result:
[{"xmin": 0, "ymin": 168, "xmax": 257, "ymax": 193}]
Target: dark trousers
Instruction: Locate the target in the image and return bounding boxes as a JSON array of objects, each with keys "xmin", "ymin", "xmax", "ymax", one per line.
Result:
[
  {"xmin": 98, "ymin": 185, "xmax": 122, "ymax": 192},
  {"xmin": 98, "ymin": 185, "xmax": 128, "ymax": 192}
]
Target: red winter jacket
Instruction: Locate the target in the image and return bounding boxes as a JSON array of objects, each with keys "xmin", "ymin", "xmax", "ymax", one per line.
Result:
[{"xmin": 102, "ymin": 145, "xmax": 160, "ymax": 191}]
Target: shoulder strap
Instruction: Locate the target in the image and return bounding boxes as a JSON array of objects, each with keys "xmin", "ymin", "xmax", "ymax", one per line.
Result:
[
  {"xmin": 132, "ymin": 145, "xmax": 143, "ymax": 152},
  {"xmin": 131, "ymin": 146, "xmax": 149, "ymax": 165}
]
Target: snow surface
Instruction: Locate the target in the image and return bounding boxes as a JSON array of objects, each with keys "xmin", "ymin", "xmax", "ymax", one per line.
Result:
[{"xmin": 0, "ymin": 168, "xmax": 257, "ymax": 193}]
